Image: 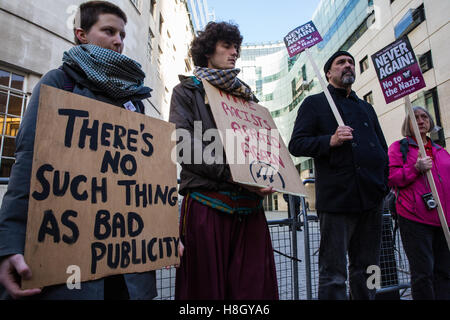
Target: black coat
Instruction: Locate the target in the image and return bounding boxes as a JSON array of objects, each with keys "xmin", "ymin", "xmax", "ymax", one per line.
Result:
[{"xmin": 288, "ymin": 85, "xmax": 389, "ymax": 213}]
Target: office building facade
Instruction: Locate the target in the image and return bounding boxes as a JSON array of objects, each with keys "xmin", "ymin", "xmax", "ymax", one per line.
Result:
[
  {"xmin": 238, "ymin": 0, "xmax": 449, "ymax": 210},
  {"xmin": 186, "ymin": 0, "xmax": 215, "ymax": 32},
  {"xmin": 351, "ymin": 0, "xmax": 449, "ymax": 148}
]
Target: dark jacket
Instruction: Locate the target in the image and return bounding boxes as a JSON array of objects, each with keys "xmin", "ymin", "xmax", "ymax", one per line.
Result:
[
  {"xmin": 0, "ymin": 66, "xmax": 156, "ymax": 300},
  {"xmin": 288, "ymin": 84, "xmax": 389, "ymax": 213},
  {"xmin": 169, "ymin": 75, "xmax": 241, "ymax": 196}
]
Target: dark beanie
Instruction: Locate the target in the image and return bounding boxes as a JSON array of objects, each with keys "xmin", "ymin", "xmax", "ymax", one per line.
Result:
[{"xmin": 323, "ymin": 51, "xmax": 354, "ymax": 79}]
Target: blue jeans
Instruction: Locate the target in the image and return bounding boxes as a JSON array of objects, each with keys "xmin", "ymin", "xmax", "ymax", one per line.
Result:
[
  {"xmin": 317, "ymin": 204, "xmax": 382, "ymax": 300},
  {"xmin": 398, "ymin": 215, "xmax": 450, "ymax": 300}
]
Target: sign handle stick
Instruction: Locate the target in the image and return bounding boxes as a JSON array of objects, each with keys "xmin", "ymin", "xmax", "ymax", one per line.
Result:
[
  {"xmin": 304, "ymin": 47, "xmax": 345, "ymax": 127},
  {"xmin": 405, "ymin": 96, "xmax": 450, "ymax": 251}
]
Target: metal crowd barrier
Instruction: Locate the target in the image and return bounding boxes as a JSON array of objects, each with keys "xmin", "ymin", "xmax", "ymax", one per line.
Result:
[
  {"xmin": 0, "ymin": 177, "xmax": 411, "ymax": 299},
  {"xmin": 155, "ymin": 178, "xmax": 412, "ymax": 300}
]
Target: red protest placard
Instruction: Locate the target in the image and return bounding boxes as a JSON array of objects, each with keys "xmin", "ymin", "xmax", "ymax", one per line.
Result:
[
  {"xmin": 284, "ymin": 21, "xmax": 323, "ymax": 57},
  {"xmin": 371, "ymin": 36, "xmax": 426, "ymax": 104}
]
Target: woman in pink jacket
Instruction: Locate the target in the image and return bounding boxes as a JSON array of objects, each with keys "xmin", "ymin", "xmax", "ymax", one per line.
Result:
[{"xmin": 388, "ymin": 106, "xmax": 450, "ymax": 300}]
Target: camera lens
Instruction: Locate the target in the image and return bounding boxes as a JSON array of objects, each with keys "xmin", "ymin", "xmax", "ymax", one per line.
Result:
[
  {"xmin": 422, "ymin": 193, "xmax": 437, "ymax": 210},
  {"xmin": 427, "ymin": 199, "xmax": 437, "ymax": 209}
]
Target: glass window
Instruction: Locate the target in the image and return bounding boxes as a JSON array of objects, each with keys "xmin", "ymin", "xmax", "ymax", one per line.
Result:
[
  {"xmin": 0, "ymin": 90, "xmax": 7, "ymax": 114},
  {"xmin": 419, "ymin": 51, "xmax": 433, "ymax": 73},
  {"xmin": 412, "ymin": 87, "xmax": 445, "ymax": 147},
  {"xmin": 0, "ymin": 67, "xmax": 28, "ymax": 177},
  {"xmin": 340, "ymin": 11, "xmax": 373, "ymax": 52},
  {"xmin": 291, "ymin": 78, "xmax": 296, "ymax": 99},
  {"xmin": 150, "ymin": 0, "xmax": 156, "ymax": 16},
  {"xmin": 265, "ymin": 93, "xmax": 273, "ymax": 101},
  {"xmin": 0, "ymin": 70, "xmax": 9, "ymax": 87},
  {"xmin": 159, "ymin": 13, "xmax": 164, "ymax": 34},
  {"xmin": 288, "ymin": 54, "xmax": 299, "ymax": 72},
  {"xmin": 8, "ymin": 94, "xmax": 23, "ymax": 116},
  {"xmin": 10, "ymin": 74, "xmax": 24, "ymax": 90},
  {"xmin": 0, "ymin": 158, "xmax": 14, "ymax": 177},
  {"xmin": 363, "ymin": 91, "xmax": 373, "ymax": 105},
  {"xmin": 2, "ymin": 137, "xmax": 15, "ymax": 157},
  {"xmin": 147, "ymin": 29, "xmax": 154, "ymax": 61},
  {"xmin": 2, "ymin": 116, "xmax": 21, "ymax": 137},
  {"xmin": 359, "ymin": 55, "xmax": 369, "ymax": 73},
  {"xmin": 255, "ymin": 80, "xmax": 262, "ymax": 97},
  {"xmin": 301, "ymin": 158, "xmax": 314, "ymax": 172},
  {"xmin": 301, "ymin": 65, "xmax": 307, "ymax": 81},
  {"xmin": 130, "ymin": 0, "xmax": 141, "ymax": 12},
  {"xmin": 256, "ymin": 67, "xmax": 261, "ymax": 78},
  {"xmin": 394, "ymin": 4, "xmax": 425, "ymax": 39}
]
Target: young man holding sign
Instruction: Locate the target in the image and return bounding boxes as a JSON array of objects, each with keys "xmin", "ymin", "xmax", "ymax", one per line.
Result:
[
  {"xmin": 0, "ymin": 1, "xmax": 156, "ymax": 299},
  {"xmin": 289, "ymin": 51, "xmax": 389, "ymax": 300},
  {"xmin": 169, "ymin": 22, "xmax": 278, "ymax": 300}
]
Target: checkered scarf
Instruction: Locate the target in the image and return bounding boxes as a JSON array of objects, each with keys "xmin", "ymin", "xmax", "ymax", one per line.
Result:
[
  {"xmin": 63, "ymin": 44, "xmax": 151, "ymax": 100},
  {"xmin": 194, "ymin": 67, "xmax": 256, "ymax": 101}
]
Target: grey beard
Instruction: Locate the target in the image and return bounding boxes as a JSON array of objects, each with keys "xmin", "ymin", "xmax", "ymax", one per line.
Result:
[{"xmin": 342, "ymin": 75, "xmax": 355, "ymax": 85}]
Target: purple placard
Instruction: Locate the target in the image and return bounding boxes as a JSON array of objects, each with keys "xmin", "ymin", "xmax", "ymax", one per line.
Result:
[
  {"xmin": 371, "ymin": 37, "xmax": 426, "ymax": 104},
  {"xmin": 284, "ymin": 21, "xmax": 323, "ymax": 57}
]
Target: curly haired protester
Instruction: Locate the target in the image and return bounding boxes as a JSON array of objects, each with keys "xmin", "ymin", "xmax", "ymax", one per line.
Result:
[
  {"xmin": 0, "ymin": 1, "xmax": 156, "ymax": 300},
  {"xmin": 388, "ymin": 106, "xmax": 450, "ymax": 300},
  {"xmin": 169, "ymin": 22, "xmax": 279, "ymax": 300}
]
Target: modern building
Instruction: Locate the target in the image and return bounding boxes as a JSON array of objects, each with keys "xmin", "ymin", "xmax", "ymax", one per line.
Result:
[
  {"xmin": 148, "ymin": 0, "xmax": 196, "ymax": 120},
  {"xmin": 0, "ymin": 0, "xmax": 195, "ymax": 190},
  {"xmin": 237, "ymin": 0, "xmax": 449, "ymax": 211},
  {"xmin": 351, "ymin": 0, "xmax": 449, "ymax": 149},
  {"xmin": 186, "ymin": 0, "xmax": 215, "ymax": 32}
]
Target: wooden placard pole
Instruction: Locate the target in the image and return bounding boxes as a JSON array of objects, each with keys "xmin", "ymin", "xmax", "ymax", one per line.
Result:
[
  {"xmin": 405, "ymin": 96, "xmax": 450, "ymax": 250},
  {"xmin": 304, "ymin": 47, "xmax": 345, "ymax": 127}
]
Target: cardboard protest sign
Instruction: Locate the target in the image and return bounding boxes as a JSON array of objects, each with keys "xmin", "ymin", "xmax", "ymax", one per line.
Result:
[
  {"xmin": 22, "ymin": 85, "xmax": 179, "ymax": 289},
  {"xmin": 371, "ymin": 36, "xmax": 426, "ymax": 104},
  {"xmin": 202, "ymin": 79, "xmax": 306, "ymax": 197},
  {"xmin": 284, "ymin": 21, "xmax": 323, "ymax": 58}
]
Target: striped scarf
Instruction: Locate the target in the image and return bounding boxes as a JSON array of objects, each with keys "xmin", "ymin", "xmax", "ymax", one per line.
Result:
[
  {"xmin": 194, "ymin": 67, "xmax": 257, "ymax": 101},
  {"xmin": 63, "ymin": 44, "xmax": 152, "ymax": 100},
  {"xmin": 189, "ymin": 191, "xmax": 263, "ymax": 215}
]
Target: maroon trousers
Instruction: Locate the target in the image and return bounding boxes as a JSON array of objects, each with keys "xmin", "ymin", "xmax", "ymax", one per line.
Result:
[{"xmin": 175, "ymin": 196, "xmax": 279, "ymax": 300}]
